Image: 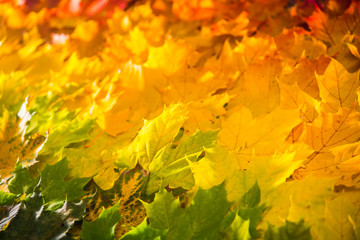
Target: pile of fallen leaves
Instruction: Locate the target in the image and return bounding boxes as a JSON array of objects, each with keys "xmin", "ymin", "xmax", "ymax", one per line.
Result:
[{"xmin": 0, "ymin": 0, "xmax": 360, "ymax": 239}]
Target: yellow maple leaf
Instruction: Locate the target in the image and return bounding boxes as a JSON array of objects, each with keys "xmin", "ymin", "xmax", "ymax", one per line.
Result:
[
  {"xmin": 235, "ymin": 35, "xmax": 273, "ymax": 65},
  {"xmin": 71, "ymin": 20, "xmax": 99, "ymax": 42},
  {"xmin": 310, "ymin": 191, "xmax": 360, "ymax": 240},
  {"xmin": 189, "ymin": 146, "xmax": 238, "ymax": 190},
  {"xmin": 294, "ymin": 142, "xmax": 360, "ymax": 187},
  {"xmin": 219, "ymin": 106, "xmax": 301, "ymax": 166},
  {"xmin": 145, "ymin": 39, "xmax": 195, "ymax": 76},
  {"xmin": 231, "ymin": 54, "xmax": 282, "ymax": 116},
  {"xmin": 183, "ymin": 93, "xmax": 229, "ymax": 134},
  {"xmin": 91, "ymin": 64, "xmax": 165, "ymax": 137},
  {"xmin": 279, "ymin": 81, "xmax": 319, "ymax": 123},
  {"xmin": 125, "ymin": 26, "xmax": 149, "ymax": 63},
  {"xmin": 69, "ymin": 20, "xmax": 105, "ymax": 57},
  {"xmin": 274, "ymin": 29, "xmax": 327, "ymax": 65},
  {"xmin": 161, "ymin": 68, "xmax": 227, "ymax": 104},
  {"xmin": 316, "ymin": 58, "xmax": 359, "ymax": 113},
  {"xmin": 294, "ymin": 107, "xmax": 360, "ymax": 180},
  {"xmin": 211, "ymin": 12, "xmax": 249, "ymax": 37},
  {"xmin": 279, "ymin": 56, "xmax": 331, "ymax": 100},
  {"xmin": 203, "ymin": 40, "xmax": 242, "ymax": 76},
  {"xmin": 302, "ymin": 108, "xmax": 360, "ymax": 152},
  {"xmin": 261, "ymin": 175, "xmax": 335, "ymax": 228}
]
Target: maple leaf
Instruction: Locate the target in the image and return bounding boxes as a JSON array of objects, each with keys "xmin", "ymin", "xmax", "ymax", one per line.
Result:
[
  {"xmin": 81, "ymin": 201, "xmax": 121, "ymax": 240},
  {"xmin": 0, "ymin": 103, "xmax": 46, "ymax": 180},
  {"xmin": 161, "ymin": 67, "xmax": 228, "ymax": 105},
  {"xmin": 1, "ymin": 27, "xmax": 65, "ymax": 81},
  {"xmin": 231, "ymin": 55, "xmax": 282, "ymax": 116},
  {"xmin": 294, "ymin": 107, "xmax": 360, "ymax": 180},
  {"xmin": 69, "ymin": 20, "xmax": 105, "ymax": 57},
  {"xmin": 302, "ymin": 108, "xmax": 360, "ymax": 152},
  {"xmin": 183, "ymin": 93, "xmax": 229, "ymax": 134},
  {"xmin": 121, "ymin": 218, "xmax": 167, "ymax": 239},
  {"xmin": 294, "ymin": 142, "xmax": 360, "ymax": 187},
  {"xmin": 7, "ymin": 162, "xmax": 39, "ymax": 195},
  {"xmin": 235, "ymin": 181, "xmax": 266, "ymax": 238},
  {"xmin": 261, "ymin": 176, "xmax": 335, "ymax": 230},
  {"xmin": 246, "ymin": 0, "xmax": 291, "ymax": 36},
  {"xmin": 218, "ymin": 106, "xmax": 301, "ymax": 166},
  {"xmin": 203, "ymin": 40, "xmax": 242, "ymax": 77},
  {"xmin": 124, "ymin": 26, "xmax": 149, "ymax": 63},
  {"xmin": 0, "ymin": 73, "xmax": 29, "ymax": 113},
  {"xmin": 279, "ymin": 56, "xmax": 330, "ymax": 100},
  {"xmin": 336, "ymin": 41, "xmax": 360, "ymax": 73},
  {"xmin": 145, "ymin": 39, "xmax": 193, "ymax": 76},
  {"xmin": 40, "ymin": 158, "xmax": 91, "ymax": 203},
  {"xmin": 92, "ymin": 66, "xmax": 164, "ymax": 136},
  {"xmin": 226, "ymin": 152, "xmax": 302, "ymax": 203},
  {"xmin": 310, "ymin": 191, "xmax": 360, "ymax": 240},
  {"xmin": 190, "ymin": 146, "xmax": 239, "ymax": 190},
  {"xmin": 223, "ymin": 214, "xmax": 251, "ymax": 240},
  {"xmin": 211, "ymin": 12, "xmax": 249, "ymax": 37},
  {"xmin": 142, "ymin": 183, "xmax": 231, "ymax": 239},
  {"xmin": 172, "ymin": 0, "xmax": 216, "ymax": 21},
  {"xmin": 26, "ymin": 94, "xmax": 76, "ymax": 135},
  {"xmin": 146, "ymin": 130, "xmax": 218, "ymax": 194},
  {"xmin": 265, "ymin": 219, "xmax": 313, "ymax": 240},
  {"xmin": 235, "ymin": 35, "xmax": 273, "ymax": 65},
  {"xmin": 279, "ymin": 81, "xmax": 318, "ymax": 123},
  {"xmin": 114, "ymin": 171, "xmax": 147, "ymax": 238},
  {"xmin": 0, "ymin": 185, "xmax": 89, "ymax": 240},
  {"xmin": 316, "ymin": 58, "xmax": 359, "ymax": 113},
  {"xmin": 307, "ymin": 2, "xmax": 360, "ymax": 53},
  {"xmin": 0, "ymin": 192, "xmax": 16, "ymax": 206},
  {"xmin": 117, "ymin": 104, "xmax": 188, "ymax": 170},
  {"xmin": 191, "ymin": 146, "xmax": 301, "ymax": 204},
  {"xmin": 274, "ymin": 29, "xmax": 327, "ymax": 64},
  {"xmin": 39, "ymin": 118, "xmax": 93, "ymax": 158},
  {"xmin": 64, "ymin": 125, "xmax": 138, "ymax": 190}
]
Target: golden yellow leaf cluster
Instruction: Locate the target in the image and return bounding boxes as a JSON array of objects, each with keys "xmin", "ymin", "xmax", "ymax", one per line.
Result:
[{"xmin": 0, "ymin": 0, "xmax": 360, "ymax": 239}]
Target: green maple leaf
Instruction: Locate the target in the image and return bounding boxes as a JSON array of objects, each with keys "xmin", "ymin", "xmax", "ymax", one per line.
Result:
[
  {"xmin": 40, "ymin": 158, "xmax": 91, "ymax": 203},
  {"xmin": 39, "ymin": 118, "xmax": 93, "ymax": 157},
  {"xmin": 240, "ymin": 181, "xmax": 261, "ymax": 208},
  {"xmin": 265, "ymin": 219, "xmax": 313, "ymax": 240},
  {"xmin": 0, "ymin": 185, "xmax": 88, "ymax": 240},
  {"xmin": 142, "ymin": 186, "xmax": 183, "ymax": 230},
  {"xmin": 223, "ymin": 214, "xmax": 251, "ymax": 240},
  {"xmin": 146, "ymin": 130, "xmax": 218, "ymax": 194},
  {"xmin": 237, "ymin": 181, "xmax": 266, "ymax": 238},
  {"xmin": 143, "ymin": 183, "xmax": 231, "ymax": 240},
  {"xmin": 80, "ymin": 201, "xmax": 121, "ymax": 240},
  {"xmin": 25, "ymin": 94, "xmax": 94, "ymax": 160},
  {"xmin": 0, "ymin": 191, "xmax": 16, "ymax": 206},
  {"xmin": 221, "ymin": 181, "xmax": 265, "ymax": 239},
  {"xmin": 8, "ymin": 162, "xmax": 38, "ymax": 195},
  {"xmin": 117, "ymin": 104, "xmax": 188, "ymax": 170},
  {"xmin": 26, "ymin": 94, "xmax": 68, "ymax": 135},
  {"xmin": 121, "ymin": 218, "xmax": 167, "ymax": 240}
]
